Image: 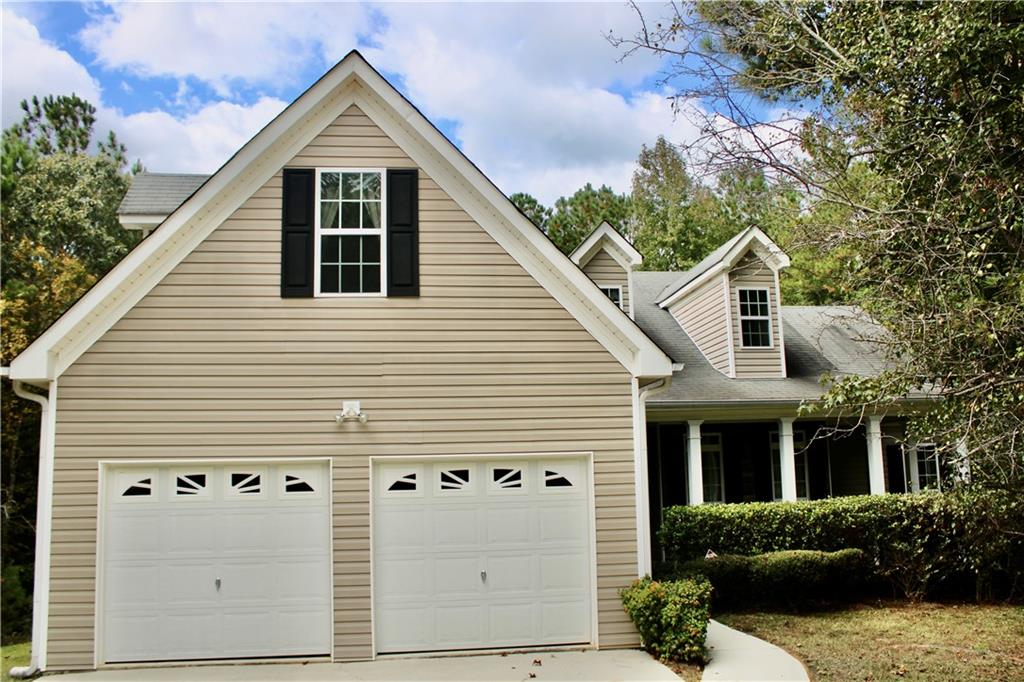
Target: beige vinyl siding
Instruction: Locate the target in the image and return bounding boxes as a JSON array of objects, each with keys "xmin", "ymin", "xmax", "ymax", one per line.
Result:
[
  {"xmin": 47, "ymin": 104, "xmax": 639, "ymax": 670},
  {"xmin": 730, "ymin": 252, "xmax": 784, "ymax": 378},
  {"xmin": 582, "ymin": 250, "xmax": 630, "ymax": 314},
  {"xmin": 668, "ymin": 275, "xmax": 732, "ymax": 375}
]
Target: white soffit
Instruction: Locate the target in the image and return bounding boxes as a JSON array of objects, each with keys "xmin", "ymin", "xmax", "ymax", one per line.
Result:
[{"xmin": 10, "ymin": 52, "xmax": 672, "ymax": 381}]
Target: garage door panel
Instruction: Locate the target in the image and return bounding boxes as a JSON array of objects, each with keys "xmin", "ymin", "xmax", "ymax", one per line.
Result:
[
  {"xmin": 101, "ymin": 462, "xmax": 331, "ymax": 663},
  {"xmin": 373, "ymin": 456, "xmax": 593, "ymax": 654}
]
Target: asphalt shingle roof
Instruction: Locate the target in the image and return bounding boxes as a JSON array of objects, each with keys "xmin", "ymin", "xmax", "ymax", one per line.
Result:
[
  {"xmin": 118, "ymin": 172, "xmax": 210, "ymax": 216},
  {"xmin": 654, "ymin": 227, "xmax": 754, "ymax": 303},
  {"xmin": 634, "ymin": 271, "xmax": 895, "ymax": 405}
]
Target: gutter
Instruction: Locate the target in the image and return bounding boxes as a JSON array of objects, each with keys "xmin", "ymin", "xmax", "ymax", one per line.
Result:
[{"xmin": 9, "ymin": 379, "xmax": 57, "ymax": 677}]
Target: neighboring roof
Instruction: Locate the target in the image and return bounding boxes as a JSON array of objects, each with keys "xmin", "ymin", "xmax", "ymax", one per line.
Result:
[
  {"xmin": 570, "ymin": 221, "xmax": 642, "ymax": 270},
  {"xmin": 119, "ymin": 173, "xmax": 210, "ymax": 216},
  {"xmin": 656, "ymin": 226, "xmax": 790, "ymax": 308},
  {"xmin": 10, "ymin": 51, "xmax": 672, "ymax": 382},
  {"xmin": 633, "ymin": 271, "xmax": 909, "ymax": 406}
]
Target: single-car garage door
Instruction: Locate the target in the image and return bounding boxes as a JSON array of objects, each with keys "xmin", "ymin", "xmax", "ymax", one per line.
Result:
[
  {"xmin": 100, "ymin": 461, "xmax": 332, "ymax": 663},
  {"xmin": 373, "ymin": 456, "xmax": 593, "ymax": 653}
]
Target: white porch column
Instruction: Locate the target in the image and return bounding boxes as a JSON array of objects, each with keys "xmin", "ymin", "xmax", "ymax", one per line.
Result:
[
  {"xmin": 866, "ymin": 415, "xmax": 886, "ymax": 495},
  {"xmin": 778, "ymin": 417, "xmax": 798, "ymax": 502},
  {"xmin": 907, "ymin": 445, "xmax": 921, "ymax": 493},
  {"xmin": 687, "ymin": 420, "xmax": 704, "ymax": 506}
]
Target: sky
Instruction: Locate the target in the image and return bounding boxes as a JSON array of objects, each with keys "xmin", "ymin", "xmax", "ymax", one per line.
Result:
[{"xmin": 2, "ymin": 2, "xmax": 721, "ymax": 205}]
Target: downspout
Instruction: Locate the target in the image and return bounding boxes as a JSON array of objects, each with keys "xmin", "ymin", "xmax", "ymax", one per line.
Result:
[
  {"xmin": 10, "ymin": 379, "xmax": 56, "ymax": 678},
  {"xmin": 632, "ymin": 373, "xmax": 674, "ymax": 577}
]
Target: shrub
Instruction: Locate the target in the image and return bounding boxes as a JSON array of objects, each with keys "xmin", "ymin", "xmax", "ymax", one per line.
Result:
[
  {"xmin": 1, "ymin": 563, "xmax": 33, "ymax": 644},
  {"xmin": 659, "ymin": 489, "xmax": 1024, "ymax": 601},
  {"xmin": 620, "ymin": 576, "xmax": 712, "ymax": 662},
  {"xmin": 676, "ymin": 549, "xmax": 868, "ymax": 609}
]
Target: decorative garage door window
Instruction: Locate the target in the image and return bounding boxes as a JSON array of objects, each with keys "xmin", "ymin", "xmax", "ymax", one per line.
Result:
[
  {"xmin": 544, "ymin": 469, "xmax": 573, "ymax": 488},
  {"xmin": 380, "ymin": 466, "xmax": 423, "ymax": 497},
  {"xmin": 540, "ymin": 460, "xmax": 584, "ymax": 494},
  {"xmin": 173, "ymin": 471, "xmax": 211, "ymax": 499},
  {"xmin": 489, "ymin": 465, "xmax": 526, "ymax": 493},
  {"xmin": 117, "ymin": 471, "xmax": 156, "ymax": 499},
  {"xmin": 437, "ymin": 467, "xmax": 471, "ymax": 493},
  {"xmin": 279, "ymin": 465, "xmax": 323, "ymax": 498},
  {"xmin": 226, "ymin": 470, "xmax": 266, "ymax": 498}
]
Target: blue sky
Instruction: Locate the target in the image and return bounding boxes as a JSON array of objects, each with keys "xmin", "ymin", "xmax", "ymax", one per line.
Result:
[{"xmin": 2, "ymin": 2, "xmax": 778, "ymax": 204}]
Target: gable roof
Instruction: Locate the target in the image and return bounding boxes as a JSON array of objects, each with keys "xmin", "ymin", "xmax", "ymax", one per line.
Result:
[
  {"xmin": 656, "ymin": 226, "xmax": 790, "ymax": 308},
  {"xmin": 569, "ymin": 221, "xmax": 642, "ymax": 270},
  {"xmin": 9, "ymin": 51, "xmax": 672, "ymax": 382}
]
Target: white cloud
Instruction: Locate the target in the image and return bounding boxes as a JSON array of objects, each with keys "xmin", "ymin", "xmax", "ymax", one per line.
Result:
[
  {"xmin": 2, "ymin": 8, "xmax": 284, "ymax": 174},
  {"xmin": 2, "ymin": 9, "xmax": 102, "ymax": 126},
  {"xmin": 79, "ymin": 3, "xmax": 372, "ymax": 96}
]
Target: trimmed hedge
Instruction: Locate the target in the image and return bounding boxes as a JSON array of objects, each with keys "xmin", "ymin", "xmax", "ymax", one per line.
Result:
[
  {"xmin": 676, "ymin": 549, "xmax": 868, "ymax": 609},
  {"xmin": 620, "ymin": 576, "xmax": 712, "ymax": 663},
  {"xmin": 659, "ymin": 489, "xmax": 1024, "ymax": 601}
]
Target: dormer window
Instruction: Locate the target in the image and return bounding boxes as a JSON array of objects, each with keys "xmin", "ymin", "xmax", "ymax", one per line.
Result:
[
  {"xmin": 738, "ymin": 288, "xmax": 772, "ymax": 348},
  {"xmin": 598, "ymin": 285, "xmax": 623, "ymax": 310}
]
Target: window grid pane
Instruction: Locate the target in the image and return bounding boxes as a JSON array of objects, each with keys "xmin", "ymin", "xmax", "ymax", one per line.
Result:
[
  {"xmin": 739, "ymin": 289, "xmax": 771, "ymax": 347},
  {"xmin": 320, "ymin": 235, "xmax": 382, "ymax": 294}
]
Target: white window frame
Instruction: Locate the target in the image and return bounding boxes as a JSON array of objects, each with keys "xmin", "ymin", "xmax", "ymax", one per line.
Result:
[
  {"xmin": 597, "ymin": 284, "xmax": 623, "ymax": 310},
  {"xmin": 911, "ymin": 442, "xmax": 941, "ymax": 492},
  {"xmin": 737, "ymin": 287, "xmax": 773, "ymax": 348},
  {"xmin": 314, "ymin": 167, "xmax": 388, "ymax": 297}
]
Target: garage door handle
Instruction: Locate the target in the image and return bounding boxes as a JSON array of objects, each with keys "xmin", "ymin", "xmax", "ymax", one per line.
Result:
[
  {"xmin": 480, "ymin": 571, "xmax": 487, "ymax": 582},
  {"xmin": 215, "ymin": 578, "xmax": 221, "ymax": 591}
]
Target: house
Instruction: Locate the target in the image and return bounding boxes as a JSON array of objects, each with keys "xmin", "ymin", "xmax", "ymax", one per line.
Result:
[{"xmin": 6, "ymin": 51, "xmax": 936, "ymax": 674}]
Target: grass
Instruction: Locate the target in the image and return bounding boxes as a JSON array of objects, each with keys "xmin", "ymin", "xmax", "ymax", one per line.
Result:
[
  {"xmin": 719, "ymin": 601, "xmax": 1024, "ymax": 682},
  {"xmin": 1, "ymin": 642, "xmax": 30, "ymax": 682}
]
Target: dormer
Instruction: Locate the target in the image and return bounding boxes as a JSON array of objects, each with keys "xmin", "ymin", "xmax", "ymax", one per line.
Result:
[
  {"xmin": 570, "ymin": 222, "xmax": 643, "ymax": 317},
  {"xmin": 656, "ymin": 227, "xmax": 790, "ymax": 378}
]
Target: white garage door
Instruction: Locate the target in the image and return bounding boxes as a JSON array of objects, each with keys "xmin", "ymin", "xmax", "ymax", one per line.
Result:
[
  {"xmin": 373, "ymin": 457, "xmax": 593, "ymax": 654},
  {"xmin": 100, "ymin": 462, "xmax": 332, "ymax": 663}
]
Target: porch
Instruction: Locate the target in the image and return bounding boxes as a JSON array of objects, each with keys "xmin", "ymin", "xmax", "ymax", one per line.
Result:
[{"xmin": 645, "ymin": 416, "xmax": 943, "ymax": 556}]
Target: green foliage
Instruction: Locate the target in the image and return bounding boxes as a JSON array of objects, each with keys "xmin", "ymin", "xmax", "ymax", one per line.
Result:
[
  {"xmin": 509, "ymin": 192, "xmax": 551, "ymax": 231},
  {"xmin": 1, "ymin": 565, "xmax": 32, "ymax": 644},
  {"xmin": 675, "ymin": 549, "xmax": 868, "ymax": 610},
  {"xmin": 659, "ymin": 490, "xmax": 1024, "ymax": 602},
  {"xmin": 545, "ymin": 183, "xmax": 632, "ymax": 254},
  {"xmin": 620, "ymin": 576, "xmax": 712, "ymax": 663}
]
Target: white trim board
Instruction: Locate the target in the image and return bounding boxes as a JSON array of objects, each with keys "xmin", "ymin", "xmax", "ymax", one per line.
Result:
[
  {"xmin": 10, "ymin": 52, "xmax": 671, "ymax": 382},
  {"xmin": 570, "ymin": 221, "xmax": 642, "ymax": 271}
]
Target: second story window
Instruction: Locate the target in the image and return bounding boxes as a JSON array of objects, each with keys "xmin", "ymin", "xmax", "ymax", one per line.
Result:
[
  {"xmin": 316, "ymin": 169, "xmax": 385, "ymax": 295},
  {"xmin": 738, "ymin": 288, "xmax": 772, "ymax": 347},
  {"xmin": 599, "ymin": 285, "xmax": 623, "ymax": 310}
]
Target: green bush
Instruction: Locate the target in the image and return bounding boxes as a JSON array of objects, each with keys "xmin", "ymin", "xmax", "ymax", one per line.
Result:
[
  {"xmin": 659, "ymin": 489, "xmax": 1024, "ymax": 601},
  {"xmin": 676, "ymin": 549, "xmax": 868, "ymax": 609},
  {"xmin": 620, "ymin": 576, "xmax": 712, "ymax": 663}
]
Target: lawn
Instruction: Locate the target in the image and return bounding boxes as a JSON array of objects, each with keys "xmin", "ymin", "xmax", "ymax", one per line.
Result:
[
  {"xmin": 1, "ymin": 642, "xmax": 30, "ymax": 682},
  {"xmin": 719, "ymin": 601, "xmax": 1024, "ymax": 682}
]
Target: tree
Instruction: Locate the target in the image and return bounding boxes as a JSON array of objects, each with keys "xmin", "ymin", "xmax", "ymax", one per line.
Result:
[
  {"xmin": 1, "ymin": 95, "xmax": 140, "ymax": 639},
  {"xmin": 545, "ymin": 183, "xmax": 632, "ymax": 254},
  {"xmin": 612, "ymin": 1, "xmax": 1024, "ymax": 487},
  {"xmin": 509, "ymin": 192, "xmax": 551, "ymax": 231}
]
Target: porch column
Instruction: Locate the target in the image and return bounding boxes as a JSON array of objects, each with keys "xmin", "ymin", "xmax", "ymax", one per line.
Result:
[
  {"xmin": 907, "ymin": 445, "xmax": 921, "ymax": 493},
  {"xmin": 866, "ymin": 415, "xmax": 886, "ymax": 495},
  {"xmin": 778, "ymin": 417, "xmax": 798, "ymax": 501},
  {"xmin": 687, "ymin": 420, "xmax": 704, "ymax": 506}
]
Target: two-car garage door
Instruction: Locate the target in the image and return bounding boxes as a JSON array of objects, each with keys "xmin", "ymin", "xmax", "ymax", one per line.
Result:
[{"xmin": 99, "ymin": 455, "xmax": 594, "ymax": 663}]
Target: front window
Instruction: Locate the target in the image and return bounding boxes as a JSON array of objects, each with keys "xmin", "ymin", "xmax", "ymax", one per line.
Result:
[
  {"xmin": 916, "ymin": 444, "xmax": 940, "ymax": 490},
  {"xmin": 738, "ymin": 288, "xmax": 772, "ymax": 347},
  {"xmin": 316, "ymin": 169, "xmax": 385, "ymax": 295},
  {"xmin": 599, "ymin": 285, "xmax": 622, "ymax": 309},
  {"xmin": 701, "ymin": 433, "xmax": 725, "ymax": 503}
]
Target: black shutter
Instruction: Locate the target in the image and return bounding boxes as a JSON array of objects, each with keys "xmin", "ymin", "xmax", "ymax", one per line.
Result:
[
  {"xmin": 387, "ymin": 168, "xmax": 419, "ymax": 296},
  {"xmin": 281, "ymin": 168, "xmax": 315, "ymax": 298}
]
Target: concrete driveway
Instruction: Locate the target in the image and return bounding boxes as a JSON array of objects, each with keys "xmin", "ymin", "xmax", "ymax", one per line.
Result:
[{"xmin": 53, "ymin": 649, "xmax": 679, "ymax": 681}]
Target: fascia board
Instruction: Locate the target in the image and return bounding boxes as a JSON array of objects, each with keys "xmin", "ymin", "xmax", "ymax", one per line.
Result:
[
  {"xmin": 351, "ymin": 72, "xmax": 671, "ymax": 378},
  {"xmin": 10, "ymin": 75, "xmax": 362, "ymax": 381},
  {"xmin": 118, "ymin": 214, "xmax": 167, "ymax": 230},
  {"xmin": 570, "ymin": 223, "xmax": 642, "ymax": 269}
]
